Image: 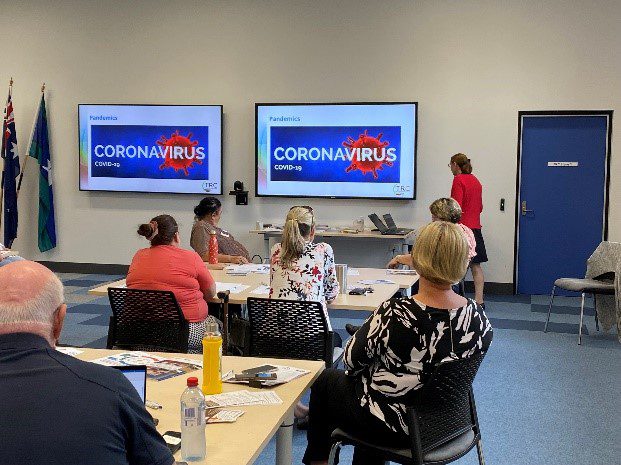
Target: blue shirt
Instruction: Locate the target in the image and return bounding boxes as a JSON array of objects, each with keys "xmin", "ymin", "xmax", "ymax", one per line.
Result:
[{"xmin": 0, "ymin": 333, "xmax": 174, "ymax": 465}]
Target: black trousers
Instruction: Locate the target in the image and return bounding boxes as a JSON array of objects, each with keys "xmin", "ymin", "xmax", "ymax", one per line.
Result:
[{"xmin": 303, "ymin": 369, "xmax": 408, "ymax": 465}]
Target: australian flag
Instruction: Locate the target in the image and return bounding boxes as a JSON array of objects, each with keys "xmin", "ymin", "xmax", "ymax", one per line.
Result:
[{"xmin": 1, "ymin": 90, "xmax": 20, "ymax": 247}]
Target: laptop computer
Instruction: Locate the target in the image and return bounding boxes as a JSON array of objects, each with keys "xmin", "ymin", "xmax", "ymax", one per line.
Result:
[
  {"xmin": 368, "ymin": 214, "xmax": 413, "ymax": 235},
  {"xmin": 113, "ymin": 365, "xmax": 147, "ymax": 403},
  {"xmin": 383, "ymin": 214, "xmax": 414, "ymax": 234}
]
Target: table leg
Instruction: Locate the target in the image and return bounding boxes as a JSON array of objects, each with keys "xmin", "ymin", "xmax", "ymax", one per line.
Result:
[
  {"xmin": 276, "ymin": 408, "xmax": 294, "ymax": 465},
  {"xmin": 264, "ymin": 235, "xmax": 271, "ymax": 261},
  {"xmin": 401, "ymin": 241, "xmax": 409, "ymax": 254}
]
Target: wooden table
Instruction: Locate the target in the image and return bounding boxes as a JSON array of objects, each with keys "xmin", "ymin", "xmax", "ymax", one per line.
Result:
[
  {"xmin": 77, "ymin": 348, "xmax": 324, "ymax": 465},
  {"xmin": 251, "ymin": 228, "xmax": 412, "ymax": 259},
  {"xmin": 88, "ymin": 267, "xmax": 418, "ymax": 312}
]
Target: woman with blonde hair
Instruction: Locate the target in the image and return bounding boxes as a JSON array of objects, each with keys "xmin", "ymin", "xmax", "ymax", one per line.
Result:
[
  {"xmin": 387, "ymin": 197, "xmax": 476, "ymax": 268},
  {"xmin": 270, "ymin": 206, "xmax": 340, "ymax": 425},
  {"xmin": 269, "ymin": 206, "xmax": 339, "ymax": 314},
  {"xmin": 303, "ymin": 221, "xmax": 492, "ymax": 465}
]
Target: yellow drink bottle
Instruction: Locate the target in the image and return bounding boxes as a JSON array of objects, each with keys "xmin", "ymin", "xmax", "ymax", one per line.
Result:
[{"xmin": 202, "ymin": 321, "xmax": 223, "ymax": 395}]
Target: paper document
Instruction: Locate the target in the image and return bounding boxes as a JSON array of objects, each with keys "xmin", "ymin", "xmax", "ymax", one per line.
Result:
[
  {"xmin": 223, "ymin": 364, "xmax": 310, "ymax": 387},
  {"xmin": 216, "ymin": 282, "xmax": 250, "ymax": 294},
  {"xmin": 205, "ymin": 408, "xmax": 245, "ymax": 423},
  {"xmin": 386, "ymin": 269, "xmax": 418, "ymax": 275},
  {"xmin": 56, "ymin": 347, "xmax": 83, "ymax": 356},
  {"xmin": 347, "ymin": 268, "xmax": 360, "ymax": 276},
  {"xmin": 226, "ymin": 264, "xmax": 270, "ymax": 274},
  {"xmin": 358, "ymin": 279, "xmax": 396, "ymax": 285},
  {"xmin": 89, "ymin": 352, "xmax": 202, "ymax": 381},
  {"xmin": 250, "ymin": 285, "xmax": 271, "ymax": 295},
  {"xmin": 205, "ymin": 390, "xmax": 283, "ymax": 408}
]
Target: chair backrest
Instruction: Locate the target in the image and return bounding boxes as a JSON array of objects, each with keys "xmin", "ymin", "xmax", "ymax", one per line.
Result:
[
  {"xmin": 107, "ymin": 288, "xmax": 189, "ymax": 353},
  {"xmin": 407, "ymin": 352, "xmax": 486, "ymax": 455},
  {"xmin": 246, "ymin": 297, "xmax": 333, "ymax": 366}
]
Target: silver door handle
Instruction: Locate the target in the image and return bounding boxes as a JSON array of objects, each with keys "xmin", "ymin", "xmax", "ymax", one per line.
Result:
[{"xmin": 521, "ymin": 201, "xmax": 533, "ymax": 216}]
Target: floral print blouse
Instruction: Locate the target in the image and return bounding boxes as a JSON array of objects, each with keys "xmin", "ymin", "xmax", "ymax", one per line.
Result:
[
  {"xmin": 344, "ymin": 297, "xmax": 493, "ymax": 435},
  {"xmin": 269, "ymin": 242, "xmax": 340, "ymax": 327}
]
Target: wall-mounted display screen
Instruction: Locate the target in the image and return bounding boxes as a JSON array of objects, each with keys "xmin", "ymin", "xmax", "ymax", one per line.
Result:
[
  {"xmin": 256, "ymin": 102, "xmax": 417, "ymax": 199},
  {"xmin": 79, "ymin": 104, "xmax": 223, "ymax": 194}
]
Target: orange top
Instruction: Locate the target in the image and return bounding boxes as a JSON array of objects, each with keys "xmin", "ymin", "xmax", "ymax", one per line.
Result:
[{"xmin": 126, "ymin": 245, "xmax": 215, "ymax": 323}]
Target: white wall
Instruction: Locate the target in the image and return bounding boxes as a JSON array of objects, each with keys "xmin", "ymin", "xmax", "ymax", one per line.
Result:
[{"xmin": 2, "ymin": 0, "xmax": 620, "ymax": 283}]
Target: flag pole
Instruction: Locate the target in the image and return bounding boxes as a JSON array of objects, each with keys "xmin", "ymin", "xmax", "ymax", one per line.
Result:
[
  {"xmin": 0, "ymin": 77, "xmax": 12, "ymax": 231},
  {"xmin": 16, "ymin": 82, "xmax": 44, "ymax": 199}
]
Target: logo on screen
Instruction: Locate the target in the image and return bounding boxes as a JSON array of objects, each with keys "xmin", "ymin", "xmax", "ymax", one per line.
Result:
[
  {"xmin": 393, "ymin": 184, "xmax": 411, "ymax": 196},
  {"xmin": 342, "ymin": 130, "xmax": 395, "ymax": 179}
]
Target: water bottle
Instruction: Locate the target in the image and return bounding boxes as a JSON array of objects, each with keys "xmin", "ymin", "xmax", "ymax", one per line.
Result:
[
  {"xmin": 208, "ymin": 231, "xmax": 219, "ymax": 264},
  {"xmin": 202, "ymin": 321, "xmax": 223, "ymax": 394},
  {"xmin": 180, "ymin": 377, "xmax": 206, "ymax": 461}
]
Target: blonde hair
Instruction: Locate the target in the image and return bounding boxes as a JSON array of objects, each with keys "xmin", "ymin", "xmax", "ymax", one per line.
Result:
[
  {"xmin": 280, "ymin": 207, "xmax": 315, "ymax": 268},
  {"xmin": 411, "ymin": 221, "xmax": 469, "ymax": 285},
  {"xmin": 429, "ymin": 198, "xmax": 462, "ymax": 223}
]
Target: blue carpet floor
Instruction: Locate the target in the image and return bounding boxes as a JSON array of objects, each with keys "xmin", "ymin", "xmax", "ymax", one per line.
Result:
[{"xmin": 58, "ymin": 273, "xmax": 621, "ymax": 465}]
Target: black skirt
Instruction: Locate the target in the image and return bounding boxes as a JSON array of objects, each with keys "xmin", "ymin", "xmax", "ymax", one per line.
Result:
[{"xmin": 471, "ymin": 228, "xmax": 488, "ymax": 264}]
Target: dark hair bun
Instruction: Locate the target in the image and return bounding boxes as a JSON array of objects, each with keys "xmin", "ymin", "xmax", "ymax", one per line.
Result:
[
  {"xmin": 194, "ymin": 197, "xmax": 222, "ymax": 218},
  {"xmin": 137, "ymin": 223, "xmax": 154, "ymax": 238}
]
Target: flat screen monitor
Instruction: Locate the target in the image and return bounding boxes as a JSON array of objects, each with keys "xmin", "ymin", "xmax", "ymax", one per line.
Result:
[
  {"xmin": 79, "ymin": 104, "xmax": 223, "ymax": 194},
  {"xmin": 256, "ymin": 102, "xmax": 417, "ymax": 199}
]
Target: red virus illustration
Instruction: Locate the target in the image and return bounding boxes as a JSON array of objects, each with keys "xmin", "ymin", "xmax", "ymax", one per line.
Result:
[
  {"xmin": 157, "ymin": 130, "xmax": 202, "ymax": 176},
  {"xmin": 342, "ymin": 130, "xmax": 393, "ymax": 179}
]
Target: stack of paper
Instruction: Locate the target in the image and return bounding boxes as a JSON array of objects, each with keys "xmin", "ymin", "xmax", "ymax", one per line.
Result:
[
  {"xmin": 225, "ymin": 264, "xmax": 270, "ymax": 275},
  {"xmin": 215, "ymin": 282, "xmax": 250, "ymax": 294},
  {"xmin": 250, "ymin": 285, "xmax": 271, "ymax": 295},
  {"xmin": 358, "ymin": 279, "xmax": 396, "ymax": 285},
  {"xmin": 386, "ymin": 269, "xmax": 418, "ymax": 275},
  {"xmin": 89, "ymin": 352, "xmax": 202, "ymax": 381},
  {"xmin": 205, "ymin": 390, "xmax": 282, "ymax": 407}
]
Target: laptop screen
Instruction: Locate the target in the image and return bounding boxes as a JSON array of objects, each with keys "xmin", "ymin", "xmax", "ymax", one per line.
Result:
[
  {"xmin": 114, "ymin": 365, "xmax": 147, "ymax": 403},
  {"xmin": 368, "ymin": 213, "xmax": 388, "ymax": 232}
]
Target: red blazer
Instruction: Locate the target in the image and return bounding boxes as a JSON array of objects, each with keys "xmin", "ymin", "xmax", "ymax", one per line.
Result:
[{"xmin": 451, "ymin": 174, "xmax": 483, "ymax": 229}]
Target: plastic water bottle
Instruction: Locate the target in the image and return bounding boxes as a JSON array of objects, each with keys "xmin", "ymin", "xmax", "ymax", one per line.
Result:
[
  {"xmin": 202, "ymin": 321, "xmax": 223, "ymax": 395},
  {"xmin": 180, "ymin": 377, "xmax": 206, "ymax": 461}
]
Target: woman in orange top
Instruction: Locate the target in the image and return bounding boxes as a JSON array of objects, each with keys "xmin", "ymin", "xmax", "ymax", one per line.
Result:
[{"xmin": 127, "ymin": 214, "xmax": 216, "ymax": 353}]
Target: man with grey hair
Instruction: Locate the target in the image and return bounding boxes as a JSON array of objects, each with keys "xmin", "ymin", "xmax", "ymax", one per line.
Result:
[{"xmin": 0, "ymin": 261, "xmax": 174, "ymax": 465}]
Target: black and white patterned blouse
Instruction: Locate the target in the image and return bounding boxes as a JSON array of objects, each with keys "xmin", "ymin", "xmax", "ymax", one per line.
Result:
[{"xmin": 344, "ymin": 297, "xmax": 493, "ymax": 435}]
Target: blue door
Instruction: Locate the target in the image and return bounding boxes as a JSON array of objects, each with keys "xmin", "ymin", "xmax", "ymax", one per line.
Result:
[{"xmin": 516, "ymin": 113, "xmax": 611, "ymax": 295}]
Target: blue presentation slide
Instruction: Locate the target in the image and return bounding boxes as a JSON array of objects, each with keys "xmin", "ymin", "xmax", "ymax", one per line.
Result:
[
  {"xmin": 79, "ymin": 105, "xmax": 222, "ymax": 194},
  {"xmin": 256, "ymin": 103, "xmax": 416, "ymax": 199}
]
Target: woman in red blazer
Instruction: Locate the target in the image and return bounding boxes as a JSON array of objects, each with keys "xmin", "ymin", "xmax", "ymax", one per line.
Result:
[{"xmin": 449, "ymin": 153, "xmax": 487, "ymax": 307}]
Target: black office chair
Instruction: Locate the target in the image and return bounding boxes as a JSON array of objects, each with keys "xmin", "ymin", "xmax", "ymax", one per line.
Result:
[
  {"xmin": 246, "ymin": 297, "xmax": 343, "ymax": 368},
  {"xmin": 107, "ymin": 288, "xmax": 189, "ymax": 353},
  {"xmin": 329, "ymin": 352, "xmax": 487, "ymax": 465}
]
